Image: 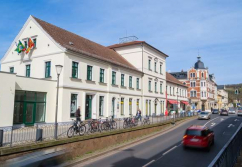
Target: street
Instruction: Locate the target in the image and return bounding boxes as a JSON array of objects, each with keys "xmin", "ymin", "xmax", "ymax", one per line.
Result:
[{"xmin": 76, "ymin": 114, "xmax": 242, "ymax": 167}]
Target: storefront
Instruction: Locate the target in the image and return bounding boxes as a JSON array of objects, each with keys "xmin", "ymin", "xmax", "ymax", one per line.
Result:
[
  {"xmin": 167, "ymin": 100, "xmax": 178, "ymax": 113},
  {"xmin": 180, "ymin": 101, "xmax": 189, "ymax": 110},
  {"xmin": 13, "ymin": 90, "xmax": 46, "ymax": 126}
]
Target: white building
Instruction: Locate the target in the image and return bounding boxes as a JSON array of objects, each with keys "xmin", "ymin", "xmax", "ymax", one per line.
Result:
[
  {"xmin": 166, "ymin": 72, "xmax": 188, "ymax": 113},
  {"xmin": 108, "ymin": 41, "xmax": 168, "ymax": 116},
  {"xmin": 217, "ymin": 85, "xmax": 229, "ymax": 109},
  {"xmin": 0, "ymin": 16, "xmax": 169, "ymax": 127}
]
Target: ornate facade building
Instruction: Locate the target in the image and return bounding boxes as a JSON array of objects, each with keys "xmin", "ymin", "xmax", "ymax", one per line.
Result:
[{"xmin": 170, "ymin": 57, "xmax": 217, "ymax": 111}]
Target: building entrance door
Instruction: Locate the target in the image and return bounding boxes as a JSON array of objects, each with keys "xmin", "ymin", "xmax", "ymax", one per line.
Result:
[
  {"xmin": 24, "ymin": 102, "xmax": 35, "ymax": 126},
  {"xmin": 85, "ymin": 95, "xmax": 92, "ymax": 119}
]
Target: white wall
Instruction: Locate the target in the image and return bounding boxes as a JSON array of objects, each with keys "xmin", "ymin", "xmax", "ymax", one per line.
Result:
[{"xmin": 0, "ymin": 72, "xmax": 16, "ymax": 127}]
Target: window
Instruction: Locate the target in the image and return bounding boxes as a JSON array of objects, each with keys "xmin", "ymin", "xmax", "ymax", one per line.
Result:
[
  {"xmin": 202, "ymin": 72, "xmax": 204, "ymax": 78},
  {"xmin": 112, "ymin": 71, "xmax": 116, "ymax": 85},
  {"xmin": 99, "ymin": 96, "xmax": 104, "ymax": 116},
  {"xmin": 121, "ymin": 98, "xmax": 124, "ymax": 115},
  {"xmin": 201, "ymin": 91, "xmax": 203, "ymax": 97},
  {"xmin": 129, "ymin": 98, "xmax": 132, "ymax": 115},
  {"xmin": 10, "ymin": 67, "xmax": 14, "ymax": 73},
  {"xmin": 72, "ymin": 62, "xmax": 78, "ymax": 78},
  {"xmin": 193, "ymin": 73, "xmax": 195, "ymax": 77},
  {"xmin": 26, "ymin": 65, "xmax": 30, "ymax": 77},
  {"xmin": 160, "ymin": 83, "xmax": 163, "ymax": 94},
  {"xmin": 191, "ymin": 82, "xmax": 196, "ymax": 87},
  {"xmin": 155, "ymin": 82, "xmax": 157, "ymax": 92},
  {"xmin": 170, "ymin": 87, "xmax": 171, "ymax": 95},
  {"xmin": 45, "ymin": 61, "xmax": 51, "ymax": 78},
  {"xmin": 121, "ymin": 74, "xmax": 124, "ymax": 86},
  {"xmin": 136, "ymin": 78, "xmax": 140, "ymax": 89},
  {"xmin": 149, "ymin": 81, "xmax": 152, "ymax": 91},
  {"xmin": 100, "ymin": 68, "xmax": 105, "ymax": 83},
  {"xmin": 204, "ymin": 91, "xmax": 206, "ymax": 97},
  {"xmin": 154, "ymin": 62, "xmax": 157, "ymax": 72},
  {"xmin": 180, "ymin": 89, "xmax": 181, "ymax": 96},
  {"xmin": 70, "ymin": 94, "xmax": 77, "ymax": 117},
  {"xmin": 24, "ymin": 41, "xmax": 27, "ymax": 48},
  {"xmin": 137, "ymin": 99, "xmax": 140, "ymax": 110},
  {"xmin": 201, "ymin": 82, "xmax": 203, "ymax": 87},
  {"xmin": 148, "ymin": 59, "xmax": 151, "ymax": 70},
  {"xmin": 33, "ymin": 38, "xmax": 37, "ymax": 48},
  {"xmin": 190, "ymin": 91, "xmax": 197, "ymax": 97},
  {"xmin": 173, "ymin": 87, "xmax": 175, "ymax": 95},
  {"xmin": 129, "ymin": 76, "xmax": 132, "ymax": 88},
  {"xmin": 87, "ymin": 65, "xmax": 93, "ymax": 80},
  {"xmin": 160, "ymin": 64, "xmax": 162, "ymax": 74}
]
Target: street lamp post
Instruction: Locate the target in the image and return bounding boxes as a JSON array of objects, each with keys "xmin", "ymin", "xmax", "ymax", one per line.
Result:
[{"xmin": 54, "ymin": 65, "xmax": 63, "ymax": 140}]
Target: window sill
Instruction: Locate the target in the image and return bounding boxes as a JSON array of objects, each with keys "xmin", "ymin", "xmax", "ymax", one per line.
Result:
[
  {"xmin": 99, "ymin": 82, "xmax": 107, "ymax": 86},
  {"xmin": 111, "ymin": 84, "xmax": 119, "ymax": 87},
  {"xmin": 86, "ymin": 80, "xmax": 95, "ymax": 84},
  {"xmin": 70, "ymin": 77, "xmax": 82, "ymax": 81},
  {"xmin": 149, "ymin": 69, "xmax": 152, "ymax": 71},
  {"xmin": 160, "ymin": 93, "xmax": 164, "ymax": 95},
  {"xmin": 129, "ymin": 87, "xmax": 134, "ymax": 90},
  {"xmin": 155, "ymin": 71, "xmax": 158, "ymax": 73},
  {"xmin": 121, "ymin": 86, "xmax": 126, "ymax": 89},
  {"xmin": 44, "ymin": 76, "xmax": 52, "ymax": 79},
  {"xmin": 149, "ymin": 90, "xmax": 153, "ymax": 93},
  {"xmin": 155, "ymin": 91, "xmax": 158, "ymax": 94},
  {"xmin": 137, "ymin": 88, "xmax": 141, "ymax": 91}
]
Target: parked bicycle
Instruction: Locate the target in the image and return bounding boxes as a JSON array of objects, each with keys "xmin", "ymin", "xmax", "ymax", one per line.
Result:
[
  {"xmin": 67, "ymin": 119, "xmax": 86, "ymax": 138},
  {"xmin": 123, "ymin": 114, "xmax": 138, "ymax": 129},
  {"xmin": 87, "ymin": 118, "xmax": 102, "ymax": 134},
  {"xmin": 142, "ymin": 116, "xmax": 150, "ymax": 125},
  {"xmin": 101, "ymin": 116, "xmax": 117, "ymax": 131}
]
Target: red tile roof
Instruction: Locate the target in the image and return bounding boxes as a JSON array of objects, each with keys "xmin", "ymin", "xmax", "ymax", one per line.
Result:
[
  {"xmin": 166, "ymin": 72, "xmax": 188, "ymax": 87},
  {"xmin": 32, "ymin": 16, "xmax": 140, "ymax": 72},
  {"xmin": 108, "ymin": 41, "xmax": 169, "ymax": 57}
]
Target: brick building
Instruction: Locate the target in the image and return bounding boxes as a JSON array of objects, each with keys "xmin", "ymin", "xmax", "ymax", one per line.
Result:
[{"xmin": 170, "ymin": 57, "xmax": 217, "ymax": 111}]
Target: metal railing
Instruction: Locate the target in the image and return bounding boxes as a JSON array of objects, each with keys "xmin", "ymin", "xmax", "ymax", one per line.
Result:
[
  {"xmin": 208, "ymin": 123, "xmax": 242, "ymax": 167},
  {"xmin": 0, "ymin": 112, "xmax": 197, "ymax": 148}
]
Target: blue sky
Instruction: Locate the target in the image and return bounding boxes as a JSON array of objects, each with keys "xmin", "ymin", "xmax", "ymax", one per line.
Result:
[{"xmin": 0, "ymin": 0, "xmax": 242, "ymax": 84}]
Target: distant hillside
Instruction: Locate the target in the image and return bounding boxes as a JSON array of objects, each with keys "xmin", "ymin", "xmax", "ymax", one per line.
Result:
[{"xmin": 224, "ymin": 84, "xmax": 242, "ymax": 104}]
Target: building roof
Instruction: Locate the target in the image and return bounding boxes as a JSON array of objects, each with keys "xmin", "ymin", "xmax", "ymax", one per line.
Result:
[
  {"xmin": 166, "ymin": 72, "xmax": 188, "ymax": 87},
  {"xmin": 32, "ymin": 16, "xmax": 140, "ymax": 72},
  {"xmin": 108, "ymin": 41, "xmax": 169, "ymax": 57},
  {"xmin": 170, "ymin": 71, "xmax": 187, "ymax": 80},
  {"xmin": 194, "ymin": 57, "xmax": 206, "ymax": 69},
  {"xmin": 217, "ymin": 85, "xmax": 225, "ymax": 90}
]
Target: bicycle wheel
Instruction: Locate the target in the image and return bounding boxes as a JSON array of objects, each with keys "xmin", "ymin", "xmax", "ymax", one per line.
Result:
[
  {"xmin": 101, "ymin": 122, "xmax": 107, "ymax": 131},
  {"xmin": 79, "ymin": 125, "xmax": 86, "ymax": 136},
  {"xmin": 67, "ymin": 126, "xmax": 74, "ymax": 138},
  {"xmin": 112, "ymin": 121, "xmax": 117, "ymax": 129}
]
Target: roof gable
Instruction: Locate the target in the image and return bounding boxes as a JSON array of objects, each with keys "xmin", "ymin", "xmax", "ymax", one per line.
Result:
[{"xmin": 32, "ymin": 16, "xmax": 139, "ymax": 72}]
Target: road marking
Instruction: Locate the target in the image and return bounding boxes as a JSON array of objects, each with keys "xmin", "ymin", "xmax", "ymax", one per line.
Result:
[
  {"xmin": 211, "ymin": 123, "xmax": 216, "ymax": 127},
  {"xmin": 204, "ymin": 117, "xmax": 220, "ymax": 126},
  {"xmin": 163, "ymin": 146, "xmax": 177, "ymax": 155},
  {"xmin": 221, "ymin": 118, "xmax": 224, "ymax": 121},
  {"xmin": 142, "ymin": 160, "xmax": 155, "ymax": 167},
  {"xmin": 228, "ymin": 124, "xmax": 234, "ymax": 128},
  {"xmin": 234, "ymin": 119, "xmax": 239, "ymax": 122}
]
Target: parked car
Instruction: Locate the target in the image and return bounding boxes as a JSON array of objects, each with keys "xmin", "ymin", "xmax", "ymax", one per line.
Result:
[
  {"xmin": 237, "ymin": 107, "xmax": 242, "ymax": 116},
  {"xmin": 228, "ymin": 107, "xmax": 236, "ymax": 114},
  {"xmin": 183, "ymin": 125, "xmax": 214, "ymax": 151},
  {"xmin": 198, "ymin": 111, "xmax": 211, "ymax": 120},
  {"xmin": 212, "ymin": 109, "xmax": 219, "ymax": 114},
  {"xmin": 220, "ymin": 109, "xmax": 229, "ymax": 116}
]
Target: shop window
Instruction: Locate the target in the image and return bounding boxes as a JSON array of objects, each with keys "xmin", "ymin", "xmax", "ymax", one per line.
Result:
[
  {"xmin": 70, "ymin": 94, "xmax": 78, "ymax": 117},
  {"xmin": 99, "ymin": 96, "xmax": 104, "ymax": 116},
  {"xmin": 36, "ymin": 103, "xmax": 45, "ymax": 122},
  {"xmin": 121, "ymin": 98, "xmax": 124, "ymax": 115}
]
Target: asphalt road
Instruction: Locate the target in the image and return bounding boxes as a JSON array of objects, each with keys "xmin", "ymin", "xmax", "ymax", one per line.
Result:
[{"xmin": 76, "ymin": 114, "xmax": 242, "ymax": 167}]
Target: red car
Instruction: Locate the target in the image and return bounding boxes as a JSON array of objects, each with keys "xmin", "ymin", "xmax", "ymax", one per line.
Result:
[{"xmin": 183, "ymin": 125, "xmax": 214, "ymax": 151}]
